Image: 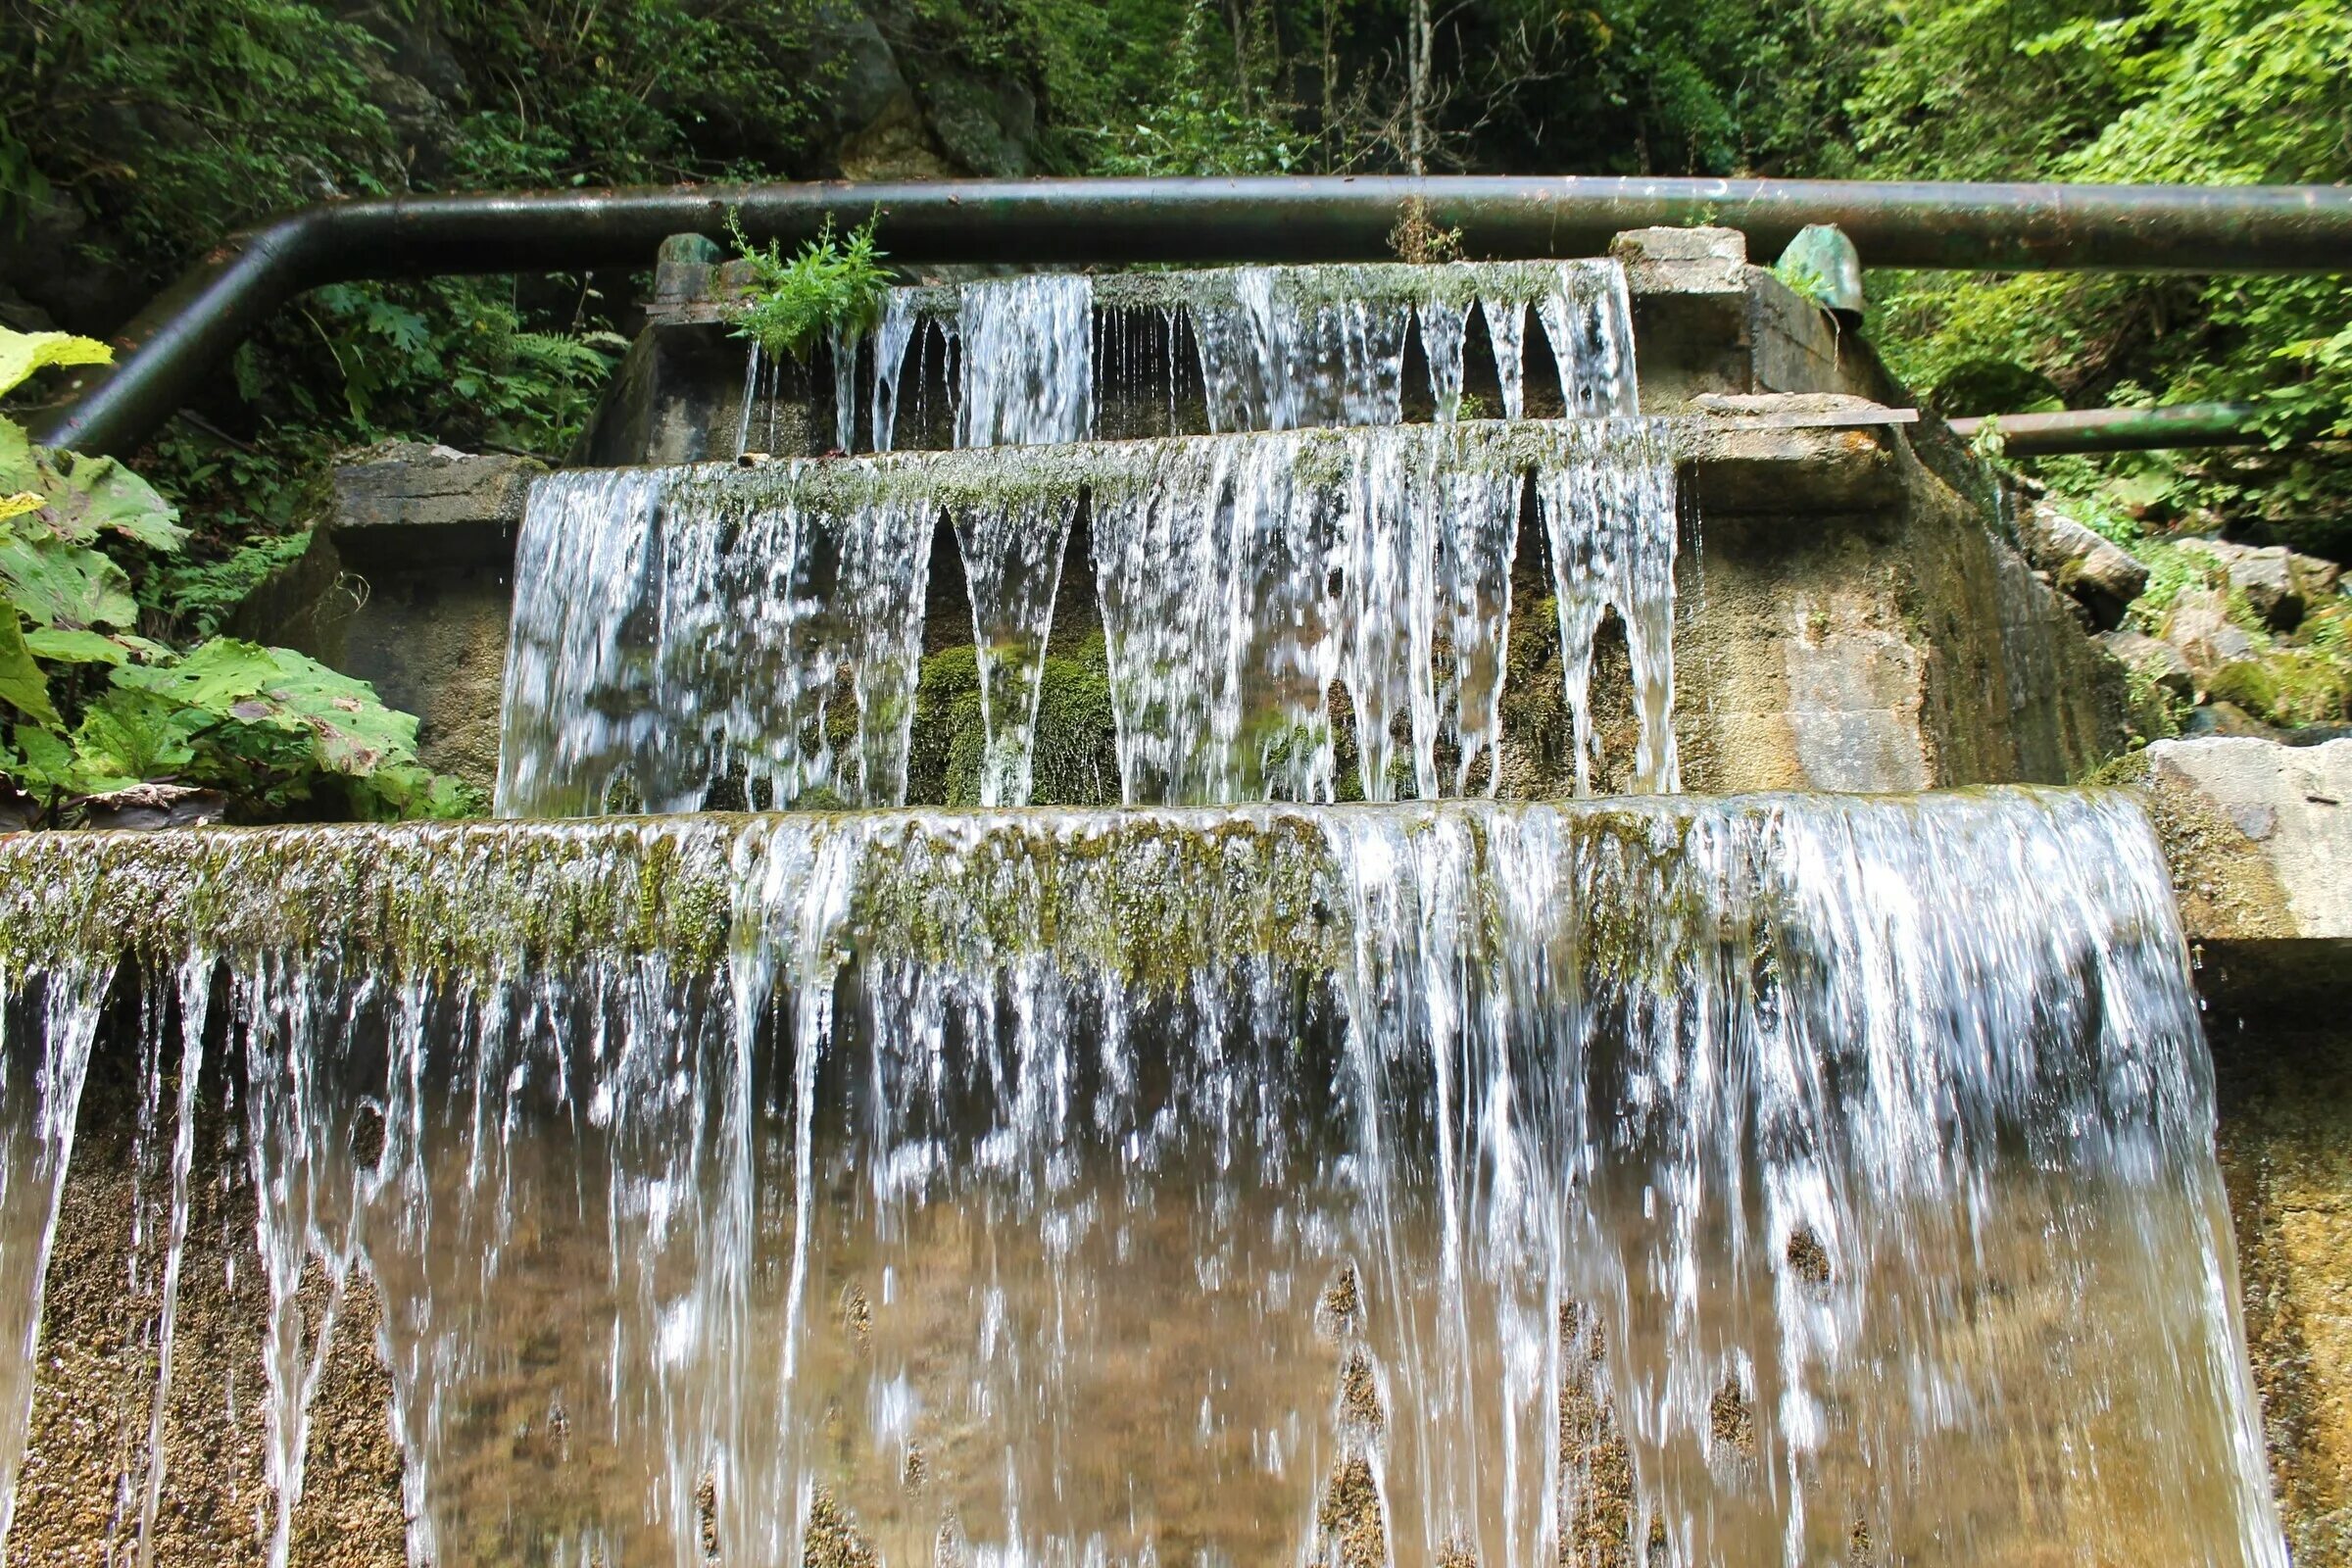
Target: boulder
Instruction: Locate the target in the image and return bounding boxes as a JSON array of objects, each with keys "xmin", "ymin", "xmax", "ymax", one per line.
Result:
[
  {"xmin": 2182, "ymin": 701, "xmax": 2281, "ymax": 740},
  {"xmin": 2160, "ymin": 587, "xmax": 2260, "ymax": 681},
  {"xmin": 2180, "ymin": 538, "xmax": 2342, "ymax": 629},
  {"xmin": 2099, "ymin": 628, "xmax": 2194, "ymax": 701},
  {"xmin": 2016, "ymin": 502, "xmax": 2147, "ymax": 629},
  {"xmin": 2206, "ymin": 649, "xmax": 2352, "ymax": 728}
]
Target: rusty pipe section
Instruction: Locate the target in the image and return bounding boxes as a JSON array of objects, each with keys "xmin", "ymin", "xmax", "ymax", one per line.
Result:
[
  {"xmin": 33, "ymin": 174, "xmax": 2352, "ymax": 458},
  {"xmin": 1945, "ymin": 401, "xmax": 2269, "ymax": 454}
]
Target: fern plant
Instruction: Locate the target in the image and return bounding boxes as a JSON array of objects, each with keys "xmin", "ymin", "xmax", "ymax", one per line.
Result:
[{"xmin": 726, "ymin": 211, "xmax": 892, "ymax": 363}]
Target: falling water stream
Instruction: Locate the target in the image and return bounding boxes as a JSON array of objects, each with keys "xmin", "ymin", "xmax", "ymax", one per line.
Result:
[
  {"xmin": 0, "ymin": 793, "xmax": 2289, "ymax": 1566},
  {"xmin": 742, "ymin": 261, "xmax": 1641, "ymax": 462},
  {"xmin": 502, "ymin": 419, "xmax": 1676, "ymax": 816}
]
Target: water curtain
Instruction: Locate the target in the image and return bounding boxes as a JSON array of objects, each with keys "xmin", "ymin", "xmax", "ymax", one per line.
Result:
[
  {"xmin": 499, "ymin": 420, "xmax": 1677, "ymax": 816},
  {"xmin": 0, "ymin": 792, "xmax": 2285, "ymax": 1566},
  {"xmin": 747, "ymin": 260, "xmax": 1640, "ymax": 462}
]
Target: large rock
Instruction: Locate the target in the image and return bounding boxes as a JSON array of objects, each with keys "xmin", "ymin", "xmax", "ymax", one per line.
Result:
[
  {"xmin": 2017, "ymin": 502, "xmax": 2147, "ymax": 629},
  {"xmin": 2160, "ymin": 586, "xmax": 2260, "ymax": 682},
  {"xmin": 2206, "ymin": 648, "xmax": 2352, "ymax": 727},
  {"xmin": 2099, "ymin": 627, "xmax": 2194, "ymax": 702},
  {"xmin": 2182, "ymin": 700, "xmax": 2283, "ymax": 740},
  {"xmin": 2181, "ymin": 538, "xmax": 2342, "ymax": 629}
]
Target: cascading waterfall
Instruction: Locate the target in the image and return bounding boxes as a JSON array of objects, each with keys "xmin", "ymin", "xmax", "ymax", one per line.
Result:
[
  {"xmin": 952, "ymin": 488, "xmax": 1081, "ymax": 808},
  {"xmin": 0, "ymin": 791, "xmax": 2288, "ymax": 1567},
  {"xmin": 504, "ymin": 418, "xmax": 1677, "ymax": 817},
  {"xmin": 496, "ymin": 463, "xmax": 934, "ymax": 815},
  {"xmin": 822, "ymin": 260, "xmax": 1639, "ymax": 456},
  {"xmin": 1088, "ymin": 419, "xmax": 1675, "ymax": 803},
  {"xmin": 952, "ymin": 275, "xmax": 1095, "ymax": 449},
  {"xmin": 2, "ymin": 249, "xmax": 2294, "ymax": 1568},
  {"xmin": 684, "ymin": 262, "xmax": 1660, "ymax": 808},
  {"xmin": 1193, "ymin": 267, "xmax": 1412, "ymax": 432},
  {"xmin": 0, "ymin": 961, "xmax": 110, "ymax": 1545},
  {"xmin": 744, "ymin": 275, "xmax": 1096, "ymax": 459},
  {"xmin": 1537, "ymin": 419, "xmax": 1681, "ymax": 794},
  {"xmin": 1185, "ymin": 261, "xmax": 1637, "ymax": 433}
]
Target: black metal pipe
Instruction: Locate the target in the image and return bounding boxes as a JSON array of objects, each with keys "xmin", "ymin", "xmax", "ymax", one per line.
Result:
[
  {"xmin": 1944, "ymin": 401, "xmax": 2269, "ymax": 454},
  {"xmin": 32, "ymin": 175, "xmax": 2352, "ymax": 458}
]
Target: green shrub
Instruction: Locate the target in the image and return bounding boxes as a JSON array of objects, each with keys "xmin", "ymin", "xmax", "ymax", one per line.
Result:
[{"xmin": 0, "ymin": 328, "xmax": 479, "ymax": 823}]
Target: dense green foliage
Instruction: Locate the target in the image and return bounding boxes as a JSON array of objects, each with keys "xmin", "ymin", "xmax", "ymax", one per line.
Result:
[
  {"xmin": 1, "ymin": 0, "xmax": 822, "ymax": 622},
  {"xmin": 2, "ymin": 0, "xmax": 2346, "ymax": 598},
  {"xmin": 0, "ymin": 328, "xmax": 476, "ymax": 820},
  {"xmin": 1838, "ymin": 0, "xmax": 2352, "ymax": 552}
]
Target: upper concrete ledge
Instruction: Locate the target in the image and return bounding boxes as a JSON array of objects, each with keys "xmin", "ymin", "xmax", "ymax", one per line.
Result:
[
  {"xmin": 646, "ymin": 243, "xmax": 1770, "ymax": 329},
  {"xmin": 328, "ymin": 442, "xmax": 543, "ymax": 568}
]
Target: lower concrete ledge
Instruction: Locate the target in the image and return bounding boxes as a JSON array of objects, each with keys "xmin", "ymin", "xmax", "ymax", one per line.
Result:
[
  {"xmin": 2138, "ymin": 737, "xmax": 2350, "ymax": 939},
  {"xmin": 2131, "ymin": 737, "xmax": 2351, "ymax": 1004},
  {"xmin": 330, "ymin": 406, "xmax": 1922, "ymax": 571}
]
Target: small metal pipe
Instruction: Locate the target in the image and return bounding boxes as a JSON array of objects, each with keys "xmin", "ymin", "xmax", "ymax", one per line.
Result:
[
  {"xmin": 1944, "ymin": 402, "xmax": 2269, "ymax": 454},
  {"xmin": 32, "ymin": 175, "xmax": 2352, "ymax": 458}
]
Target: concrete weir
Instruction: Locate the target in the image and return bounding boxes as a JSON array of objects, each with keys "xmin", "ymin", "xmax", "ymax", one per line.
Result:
[
  {"xmin": 4, "ymin": 224, "xmax": 2339, "ymax": 1564},
  {"xmin": 273, "ymin": 229, "xmax": 2122, "ymax": 810}
]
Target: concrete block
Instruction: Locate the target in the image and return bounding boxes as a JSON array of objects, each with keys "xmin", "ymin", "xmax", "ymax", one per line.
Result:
[{"xmin": 2138, "ymin": 736, "xmax": 2352, "ymax": 942}]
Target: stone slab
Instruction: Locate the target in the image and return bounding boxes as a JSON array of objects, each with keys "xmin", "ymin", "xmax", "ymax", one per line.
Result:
[
  {"xmin": 328, "ymin": 442, "xmax": 544, "ymax": 567},
  {"xmin": 2137, "ymin": 736, "xmax": 2352, "ymax": 943},
  {"xmin": 1685, "ymin": 423, "xmax": 1904, "ymax": 514}
]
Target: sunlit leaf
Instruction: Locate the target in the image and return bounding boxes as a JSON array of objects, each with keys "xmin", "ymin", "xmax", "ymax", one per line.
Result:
[
  {"xmin": 0, "ymin": 328, "xmax": 112, "ymax": 399},
  {"xmin": 0, "ymin": 610, "xmax": 60, "ymax": 727},
  {"xmin": 24, "ymin": 627, "xmax": 128, "ymax": 666}
]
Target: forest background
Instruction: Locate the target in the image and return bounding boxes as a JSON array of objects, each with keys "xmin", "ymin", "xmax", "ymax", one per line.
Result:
[{"xmin": 1, "ymin": 0, "xmax": 2347, "ymax": 638}]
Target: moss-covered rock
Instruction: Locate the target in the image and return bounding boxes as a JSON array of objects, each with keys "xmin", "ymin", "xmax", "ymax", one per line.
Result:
[{"xmin": 2205, "ymin": 649, "xmax": 2352, "ymax": 727}]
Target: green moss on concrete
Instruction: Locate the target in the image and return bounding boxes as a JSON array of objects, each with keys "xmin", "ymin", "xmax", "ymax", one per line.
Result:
[
  {"xmin": 906, "ymin": 645, "xmax": 987, "ymax": 805},
  {"xmin": 1029, "ymin": 635, "xmax": 1121, "ymax": 806},
  {"xmin": 906, "ymin": 637, "xmax": 1118, "ymax": 808}
]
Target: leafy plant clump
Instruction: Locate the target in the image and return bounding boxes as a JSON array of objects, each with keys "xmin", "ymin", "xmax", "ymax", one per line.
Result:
[
  {"xmin": 727, "ymin": 211, "xmax": 893, "ymax": 364},
  {"xmin": 0, "ymin": 327, "xmax": 480, "ymax": 825}
]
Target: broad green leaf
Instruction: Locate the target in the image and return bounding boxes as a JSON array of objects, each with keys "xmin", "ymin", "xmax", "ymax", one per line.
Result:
[
  {"xmin": 24, "ymin": 449, "xmax": 187, "ymax": 552},
  {"xmin": 0, "ymin": 536, "xmax": 138, "ymax": 628},
  {"xmin": 0, "ymin": 419, "xmax": 31, "ymax": 489},
  {"xmin": 0, "ymin": 612, "xmax": 60, "ymax": 728},
  {"xmin": 0, "ymin": 329, "xmax": 111, "ymax": 399},
  {"xmin": 24, "ymin": 628, "xmax": 127, "ymax": 666},
  {"xmin": 116, "ymin": 639, "xmax": 420, "ymax": 775},
  {"xmin": 11, "ymin": 724, "xmax": 76, "ymax": 793},
  {"xmin": 112, "ymin": 637, "xmax": 282, "ymax": 711},
  {"xmin": 74, "ymin": 688, "xmax": 201, "ymax": 783}
]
